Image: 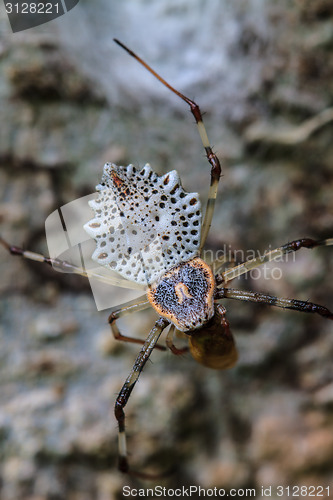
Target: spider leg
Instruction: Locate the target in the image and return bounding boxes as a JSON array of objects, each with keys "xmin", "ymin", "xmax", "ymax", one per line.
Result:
[
  {"xmin": 115, "ymin": 317, "xmax": 169, "ymax": 476},
  {"xmin": 0, "ymin": 236, "xmax": 145, "ymax": 289},
  {"xmin": 221, "ymin": 237, "xmax": 333, "ymax": 284},
  {"xmin": 216, "ymin": 303, "xmax": 232, "ymax": 333},
  {"xmin": 165, "ymin": 325, "xmax": 189, "ymax": 355},
  {"xmin": 216, "ymin": 287, "xmax": 333, "ymax": 320},
  {"xmin": 0, "ymin": 236, "xmax": 78, "ymax": 272},
  {"xmin": 113, "ymin": 39, "xmax": 222, "ymax": 253},
  {"xmin": 108, "ymin": 299, "xmax": 166, "ymax": 351}
]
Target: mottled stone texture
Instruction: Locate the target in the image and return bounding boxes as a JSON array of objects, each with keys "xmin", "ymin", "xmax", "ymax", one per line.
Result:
[{"xmin": 0, "ymin": 0, "xmax": 333, "ymax": 498}]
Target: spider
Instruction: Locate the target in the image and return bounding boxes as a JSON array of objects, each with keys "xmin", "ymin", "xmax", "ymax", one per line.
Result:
[{"xmin": 1, "ymin": 39, "xmax": 333, "ymax": 479}]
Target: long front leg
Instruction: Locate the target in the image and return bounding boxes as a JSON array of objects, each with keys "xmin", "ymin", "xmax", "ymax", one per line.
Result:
[
  {"xmin": 221, "ymin": 237, "xmax": 333, "ymax": 284},
  {"xmin": 216, "ymin": 287, "xmax": 333, "ymax": 320},
  {"xmin": 115, "ymin": 317, "xmax": 169, "ymax": 476},
  {"xmin": 0, "ymin": 236, "xmax": 145, "ymax": 289},
  {"xmin": 113, "ymin": 39, "xmax": 222, "ymax": 253}
]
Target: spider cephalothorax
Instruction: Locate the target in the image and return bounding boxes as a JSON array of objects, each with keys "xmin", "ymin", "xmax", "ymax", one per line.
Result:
[{"xmin": 147, "ymin": 257, "xmax": 215, "ymax": 331}]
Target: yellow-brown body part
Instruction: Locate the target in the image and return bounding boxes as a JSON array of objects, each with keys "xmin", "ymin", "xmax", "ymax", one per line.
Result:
[{"xmin": 188, "ymin": 306, "xmax": 238, "ymax": 370}]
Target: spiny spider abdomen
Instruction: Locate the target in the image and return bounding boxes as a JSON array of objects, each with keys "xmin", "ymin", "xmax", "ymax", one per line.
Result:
[
  {"xmin": 84, "ymin": 163, "xmax": 202, "ymax": 287},
  {"xmin": 147, "ymin": 257, "xmax": 215, "ymax": 331}
]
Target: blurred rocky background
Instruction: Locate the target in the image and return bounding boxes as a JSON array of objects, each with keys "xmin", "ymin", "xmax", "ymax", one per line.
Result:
[{"xmin": 0, "ymin": 0, "xmax": 333, "ymax": 498}]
